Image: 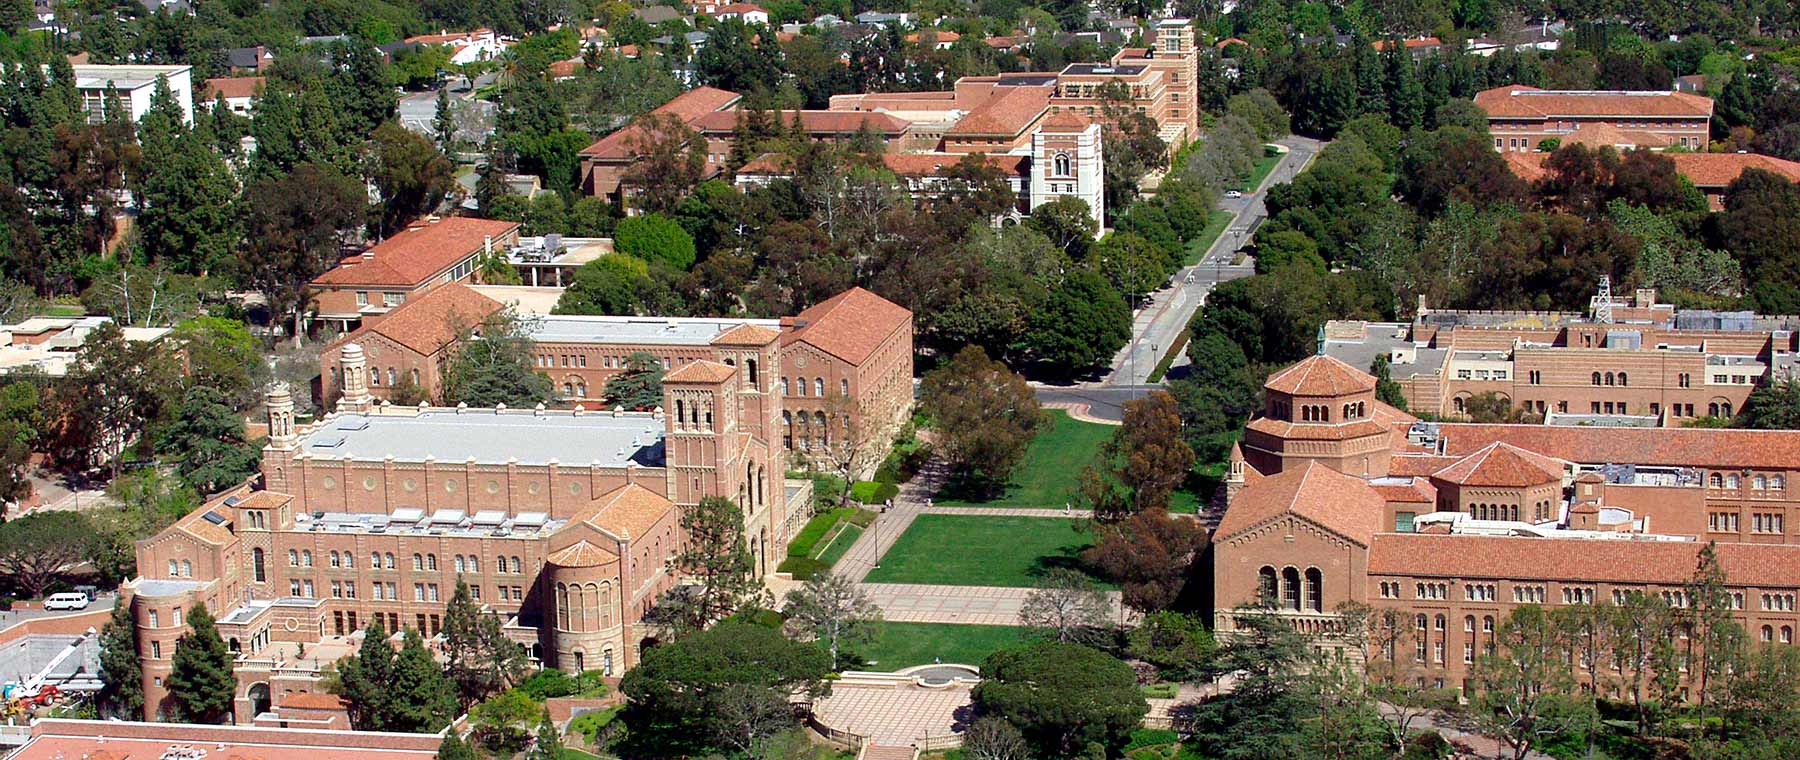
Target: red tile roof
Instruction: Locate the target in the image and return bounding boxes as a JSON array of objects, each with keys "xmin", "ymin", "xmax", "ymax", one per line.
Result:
[
  {"xmin": 1264, "ymin": 355, "xmax": 1377, "ymax": 396},
  {"xmin": 738, "ymin": 152, "xmax": 1026, "ymax": 177},
  {"xmin": 1502, "ymin": 152, "xmax": 1550, "ymax": 182},
  {"xmin": 906, "ymin": 30, "xmax": 961, "ymax": 43},
  {"xmin": 710, "ymin": 2, "xmax": 767, "ymax": 14},
  {"xmin": 1431, "ymin": 422, "xmax": 1800, "ymax": 471},
  {"xmin": 711, "ymin": 323, "xmax": 782, "ymax": 344},
  {"xmin": 946, "ymin": 86, "xmax": 1051, "ymax": 136},
  {"xmin": 279, "ymin": 692, "xmax": 346, "ymax": 710},
  {"xmin": 1370, "ymin": 533, "xmax": 1800, "ymax": 588},
  {"xmin": 580, "ymin": 87, "xmax": 741, "ymax": 159},
  {"xmin": 201, "ymin": 76, "xmax": 264, "ymax": 100},
  {"xmin": 1040, "ymin": 109, "xmax": 1091, "ymax": 131},
  {"xmin": 546, "ymin": 539, "xmax": 618, "ymax": 567},
  {"xmin": 664, "ymin": 360, "xmax": 738, "ymax": 383},
  {"xmin": 330, "ymin": 283, "xmax": 502, "ymax": 356},
  {"xmin": 1665, "ymin": 152, "xmax": 1800, "ymax": 188},
  {"xmin": 691, "ymin": 109, "xmax": 910, "ymax": 135},
  {"xmin": 578, "ymin": 482, "xmax": 675, "ymax": 539},
  {"xmin": 1215, "ymin": 461, "xmax": 1384, "ymax": 546},
  {"xmin": 1429, "ymin": 441, "xmax": 1564, "ymax": 487},
  {"xmin": 1372, "ymin": 36, "xmax": 1442, "ymax": 51},
  {"xmin": 781, "ymin": 287, "xmax": 912, "ymax": 365},
  {"xmin": 313, "ymin": 218, "xmax": 519, "ymax": 288},
  {"xmin": 1559, "ymin": 122, "xmax": 1674, "ymax": 149},
  {"xmin": 1474, "ymin": 85, "xmax": 1714, "ymax": 119},
  {"xmin": 1370, "ymin": 477, "xmax": 1436, "ymax": 503}
]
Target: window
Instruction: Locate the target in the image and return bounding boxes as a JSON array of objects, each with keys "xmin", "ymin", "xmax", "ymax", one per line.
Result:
[
  {"xmin": 1395, "ymin": 512, "xmax": 1416, "ymax": 532},
  {"xmin": 779, "ymin": 377, "xmax": 788, "ymax": 395},
  {"xmin": 385, "ymin": 553, "xmax": 396, "ymax": 569},
  {"xmin": 814, "ymin": 378, "xmax": 824, "ymax": 396},
  {"xmin": 427, "ymin": 554, "xmax": 437, "ymax": 570},
  {"xmin": 413, "ymin": 553, "xmax": 424, "ymax": 570},
  {"xmin": 252, "ymin": 548, "xmax": 266, "ymax": 582},
  {"xmin": 429, "ymin": 584, "xmax": 440, "ymax": 602},
  {"xmin": 151, "ymin": 641, "xmax": 161, "ymax": 659},
  {"xmin": 355, "ymin": 291, "xmax": 369, "ymax": 306},
  {"xmin": 290, "ymin": 580, "xmax": 301, "ymax": 596},
  {"xmin": 288, "ymin": 550, "xmax": 298, "ymax": 567},
  {"xmin": 330, "ymin": 551, "xmax": 340, "ymax": 568},
  {"xmin": 302, "ymin": 550, "xmax": 312, "ymax": 567},
  {"xmin": 1305, "ymin": 568, "xmax": 1323, "ymax": 612},
  {"xmin": 168, "ymin": 560, "xmax": 178, "ymax": 577},
  {"xmin": 1282, "ymin": 567, "xmax": 1301, "ymax": 610},
  {"xmin": 149, "ymin": 610, "xmax": 159, "ymax": 627},
  {"xmin": 454, "ymin": 555, "xmax": 466, "ymax": 573},
  {"xmin": 469, "ymin": 556, "xmax": 479, "ymax": 573},
  {"xmin": 1754, "ymin": 513, "xmax": 1785, "ymax": 534},
  {"xmin": 371, "ymin": 552, "xmax": 382, "ymax": 568},
  {"xmin": 841, "ymin": 378, "xmax": 849, "ymax": 396},
  {"xmin": 415, "ymin": 583, "xmax": 425, "ymax": 601}
]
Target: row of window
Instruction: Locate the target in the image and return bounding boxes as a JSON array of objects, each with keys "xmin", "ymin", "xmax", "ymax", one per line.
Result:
[
  {"xmin": 1708, "ymin": 473, "xmax": 1788, "ymax": 491},
  {"xmin": 285, "ymin": 578, "xmax": 526, "ymax": 603},
  {"xmin": 779, "ymin": 376, "xmax": 847, "ymax": 398},
  {"xmin": 353, "ymin": 291, "xmax": 406, "ymax": 308},
  {"xmin": 1378, "ymin": 582, "xmax": 1794, "ymax": 610},
  {"xmin": 284, "ymin": 549, "xmax": 528, "ymax": 573},
  {"xmin": 1256, "ymin": 566, "xmax": 1325, "ymax": 612}
]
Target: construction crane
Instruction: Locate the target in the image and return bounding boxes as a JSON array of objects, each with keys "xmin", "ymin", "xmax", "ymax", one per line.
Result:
[{"xmin": 1, "ymin": 627, "xmax": 97, "ymax": 713}]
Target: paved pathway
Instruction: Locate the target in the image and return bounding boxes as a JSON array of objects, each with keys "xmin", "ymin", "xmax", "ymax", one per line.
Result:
[
  {"xmin": 919, "ymin": 505, "xmax": 1094, "ymax": 518},
  {"xmin": 812, "ymin": 682, "xmax": 972, "ymax": 746}
]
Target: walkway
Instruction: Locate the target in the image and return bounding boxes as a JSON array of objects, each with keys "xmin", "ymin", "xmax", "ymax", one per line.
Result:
[{"xmin": 813, "ymin": 681, "xmax": 972, "ymax": 747}]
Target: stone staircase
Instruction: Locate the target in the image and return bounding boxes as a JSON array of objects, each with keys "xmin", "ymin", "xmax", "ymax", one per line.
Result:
[{"xmin": 857, "ymin": 744, "xmax": 920, "ymax": 760}]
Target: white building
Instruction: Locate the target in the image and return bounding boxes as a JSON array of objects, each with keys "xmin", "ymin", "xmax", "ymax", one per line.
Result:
[
  {"xmin": 1030, "ymin": 116, "xmax": 1105, "ymax": 230},
  {"xmin": 70, "ymin": 64, "xmax": 194, "ymax": 124}
]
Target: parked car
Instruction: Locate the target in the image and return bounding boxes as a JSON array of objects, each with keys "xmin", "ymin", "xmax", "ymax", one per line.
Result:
[
  {"xmin": 43, "ymin": 593, "xmax": 89, "ymax": 611},
  {"xmin": 1224, "ymin": 189, "xmax": 1243, "ymax": 199}
]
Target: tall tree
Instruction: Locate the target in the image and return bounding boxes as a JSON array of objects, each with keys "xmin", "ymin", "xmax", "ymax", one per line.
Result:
[
  {"xmin": 618, "ymin": 620, "xmax": 832, "ymax": 758},
  {"xmin": 442, "ymin": 578, "xmax": 528, "ymax": 707},
  {"xmin": 235, "ymin": 164, "xmax": 366, "ymax": 343},
  {"xmin": 973, "ymin": 640, "xmax": 1148, "ymax": 757},
  {"xmin": 527, "ymin": 710, "xmax": 564, "ymax": 760},
  {"xmin": 920, "ymin": 346, "xmax": 1045, "ymax": 498},
  {"xmin": 1026, "ymin": 269, "xmax": 1130, "ymax": 377},
  {"xmin": 601, "ymin": 351, "xmax": 664, "ymax": 409},
  {"xmin": 0, "ymin": 507, "xmax": 98, "ymax": 597},
  {"xmin": 782, "ymin": 571, "xmax": 882, "ymax": 667},
  {"xmin": 389, "ymin": 629, "xmax": 460, "ymax": 733},
  {"xmin": 1369, "ymin": 355, "xmax": 1409, "ymax": 411},
  {"xmin": 166, "ymin": 604, "xmax": 237, "ymax": 723},
  {"xmin": 660, "ymin": 496, "xmax": 759, "ymax": 635},
  {"xmin": 367, "ymin": 121, "xmax": 454, "ymax": 238},
  {"xmin": 441, "ymin": 310, "xmax": 555, "ymax": 407},
  {"xmin": 1019, "ymin": 568, "xmax": 1113, "ymax": 645},
  {"xmin": 50, "ymin": 321, "xmax": 180, "ymax": 475},
  {"xmin": 335, "ymin": 618, "xmax": 397, "ymax": 731},
  {"xmin": 1471, "ymin": 605, "xmax": 1591, "ymax": 760},
  {"xmin": 1083, "ymin": 508, "xmax": 1207, "ymax": 614},
  {"xmin": 97, "ymin": 601, "xmax": 143, "ymax": 719},
  {"xmin": 156, "ymin": 386, "xmax": 260, "ymax": 493},
  {"xmin": 622, "ymin": 113, "xmax": 706, "ymax": 214}
]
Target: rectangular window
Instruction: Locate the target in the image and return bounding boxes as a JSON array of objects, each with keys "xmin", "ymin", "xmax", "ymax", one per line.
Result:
[
  {"xmin": 414, "ymin": 583, "xmax": 425, "ymax": 601},
  {"xmin": 149, "ymin": 611, "xmax": 159, "ymax": 627},
  {"xmin": 355, "ymin": 291, "xmax": 369, "ymax": 306},
  {"xmin": 1395, "ymin": 512, "xmax": 1416, "ymax": 533},
  {"xmin": 384, "ymin": 292, "xmax": 404, "ymax": 307},
  {"xmin": 152, "ymin": 641, "xmax": 161, "ymax": 659}
]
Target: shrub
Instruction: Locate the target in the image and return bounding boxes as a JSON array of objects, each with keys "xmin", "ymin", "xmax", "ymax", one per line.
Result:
[
  {"xmin": 1140, "ymin": 683, "xmax": 1178, "ymax": 699},
  {"xmin": 568, "ymin": 705, "xmax": 621, "ymax": 744}
]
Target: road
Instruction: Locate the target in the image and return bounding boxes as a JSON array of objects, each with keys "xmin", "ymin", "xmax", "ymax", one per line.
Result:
[
  {"xmin": 1036, "ymin": 385, "xmax": 1160, "ymax": 422},
  {"xmin": 1101, "ymin": 135, "xmax": 1324, "ymax": 387}
]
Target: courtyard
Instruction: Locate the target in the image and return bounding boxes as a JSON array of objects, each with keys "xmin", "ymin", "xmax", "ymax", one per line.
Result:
[
  {"xmin": 937, "ymin": 410, "xmax": 1114, "ymax": 508},
  {"xmin": 854, "ymin": 622, "xmax": 1030, "ymax": 670},
  {"xmin": 861, "ymin": 514, "xmax": 1108, "ymax": 587}
]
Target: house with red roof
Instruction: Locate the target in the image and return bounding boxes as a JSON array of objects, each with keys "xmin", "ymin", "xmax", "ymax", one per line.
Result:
[
  {"xmin": 1477, "ymin": 84, "xmax": 1713, "ymax": 152},
  {"xmin": 199, "ymin": 76, "xmax": 263, "ymax": 116},
  {"xmin": 307, "ymin": 216, "xmax": 521, "ymax": 333}
]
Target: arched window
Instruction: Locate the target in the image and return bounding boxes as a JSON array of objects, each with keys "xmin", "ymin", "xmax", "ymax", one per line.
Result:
[
  {"xmin": 840, "ymin": 378, "xmax": 849, "ymax": 396},
  {"xmin": 370, "ymin": 368, "xmax": 381, "ymax": 386},
  {"xmin": 1591, "ymin": 372, "xmax": 1601, "ymax": 386},
  {"xmin": 1053, "ymin": 152, "xmax": 1071, "ymax": 176},
  {"xmin": 410, "ymin": 368, "xmax": 420, "ymax": 385},
  {"xmin": 779, "ymin": 377, "xmax": 789, "ymax": 395},
  {"xmin": 814, "ymin": 377, "xmax": 824, "ymax": 396},
  {"xmin": 469, "ymin": 556, "xmax": 479, "ymax": 573},
  {"xmin": 288, "ymin": 549, "xmax": 299, "ymax": 566},
  {"xmin": 1258, "ymin": 566, "xmax": 1277, "ymax": 604},
  {"xmin": 1728, "ymin": 474, "xmax": 1741, "ymax": 489},
  {"xmin": 1453, "ymin": 396, "xmax": 1465, "ymax": 414},
  {"xmin": 454, "ymin": 555, "xmax": 466, "ymax": 573},
  {"xmin": 252, "ymin": 548, "xmax": 266, "ymax": 583},
  {"xmin": 1723, "ymin": 402, "xmax": 1734, "ymax": 416},
  {"xmin": 385, "ymin": 553, "xmax": 395, "ymax": 569},
  {"xmin": 329, "ymin": 551, "xmax": 340, "ymax": 568},
  {"xmin": 413, "ymin": 553, "xmax": 424, "ymax": 570},
  {"xmin": 1617, "ymin": 371, "xmax": 1627, "ymax": 386},
  {"xmin": 301, "ymin": 550, "xmax": 312, "ymax": 567},
  {"xmin": 795, "ymin": 377, "xmax": 806, "ymax": 396},
  {"xmin": 1711, "ymin": 473, "xmax": 1723, "ymax": 487},
  {"xmin": 747, "ymin": 359, "xmax": 758, "ymax": 384},
  {"xmin": 1776, "ymin": 475, "xmax": 1787, "ymax": 490},
  {"xmin": 1784, "ymin": 626, "xmax": 1794, "ymax": 644},
  {"xmin": 1281, "ymin": 567, "xmax": 1301, "ymax": 611},
  {"xmin": 1755, "ymin": 475, "xmax": 1768, "ymax": 489},
  {"xmin": 1604, "ymin": 372, "xmax": 1614, "ymax": 386},
  {"xmin": 427, "ymin": 553, "xmax": 438, "ymax": 571},
  {"xmin": 168, "ymin": 560, "xmax": 178, "ymax": 576},
  {"xmin": 387, "ymin": 368, "xmax": 397, "ymax": 386},
  {"xmin": 1763, "ymin": 625, "xmax": 1774, "ymax": 642},
  {"xmin": 371, "ymin": 552, "xmax": 381, "ymax": 568},
  {"xmin": 1465, "ymin": 615, "xmax": 1476, "ymax": 633},
  {"xmin": 1304, "ymin": 567, "xmax": 1323, "ymax": 611}
]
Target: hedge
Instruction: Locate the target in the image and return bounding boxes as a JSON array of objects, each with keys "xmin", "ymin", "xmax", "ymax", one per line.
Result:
[{"xmin": 849, "ymin": 480, "xmax": 899, "ymax": 504}]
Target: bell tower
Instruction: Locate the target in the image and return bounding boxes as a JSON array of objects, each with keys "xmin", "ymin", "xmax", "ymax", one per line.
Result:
[{"xmin": 338, "ymin": 343, "xmax": 373, "ymax": 414}]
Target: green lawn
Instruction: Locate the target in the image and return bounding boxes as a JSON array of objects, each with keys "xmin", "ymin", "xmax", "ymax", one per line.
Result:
[
  {"xmin": 938, "ymin": 410, "xmax": 1114, "ymax": 507},
  {"xmin": 1181, "ymin": 208, "xmax": 1235, "ymax": 266},
  {"xmin": 864, "ymin": 514, "xmax": 1108, "ymax": 587},
  {"xmin": 854, "ymin": 621, "xmax": 1031, "ymax": 670},
  {"xmin": 1231, "ymin": 146, "xmax": 1283, "ymax": 192},
  {"xmin": 815, "ymin": 523, "xmax": 863, "ymax": 569}
]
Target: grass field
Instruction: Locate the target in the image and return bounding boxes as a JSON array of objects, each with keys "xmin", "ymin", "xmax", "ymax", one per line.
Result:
[
  {"xmin": 855, "ymin": 621, "xmax": 1031, "ymax": 670},
  {"xmin": 938, "ymin": 410, "xmax": 1114, "ymax": 507},
  {"xmin": 815, "ymin": 523, "xmax": 863, "ymax": 568},
  {"xmin": 1231, "ymin": 146, "xmax": 1283, "ymax": 192},
  {"xmin": 864, "ymin": 514, "xmax": 1108, "ymax": 587},
  {"xmin": 1181, "ymin": 208, "xmax": 1235, "ymax": 266}
]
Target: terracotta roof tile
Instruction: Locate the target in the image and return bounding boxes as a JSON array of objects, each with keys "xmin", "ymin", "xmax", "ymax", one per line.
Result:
[
  {"xmin": 1431, "ymin": 423, "xmax": 1800, "ymax": 471},
  {"xmin": 313, "ymin": 218, "xmax": 519, "ymax": 288},
  {"xmin": 1245, "ymin": 416, "xmax": 1392, "ymax": 441},
  {"xmin": 1216, "ymin": 461, "xmax": 1384, "ymax": 546},
  {"xmin": 1263, "ymin": 355, "xmax": 1377, "ymax": 396},
  {"xmin": 1372, "ymin": 36, "xmax": 1442, "ymax": 51},
  {"xmin": 711, "ymin": 323, "xmax": 781, "ymax": 345},
  {"xmin": 1429, "ymin": 441, "xmax": 1564, "ymax": 487},
  {"xmin": 692, "ymin": 109, "xmax": 909, "ymax": 134},
  {"xmin": 906, "ymin": 30, "xmax": 961, "ymax": 43},
  {"xmin": 878, "ymin": 152, "xmax": 1027, "ymax": 175},
  {"xmin": 1502, "ymin": 151, "xmax": 1550, "ymax": 182},
  {"xmin": 278, "ymin": 692, "xmax": 346, "ymax": 710},
  {"xmin": 1370, "ymin": 533, "xmax": 1800, "ymax": 588},
  {"xmin": 1040, "ymin": 109, "xmax": 1091, "ymax": 131},
  {"xmin": 1390, "ymin": 455, "xmax": 1464, "ymax": 477},
  {"xmin": 780, "ymin": 287, "xmax": 912, "ymax": 365},
  {"xmin": 200, "ymin": 76, "xmax": 264, "ymax": 100},
  {"xmin": 1474, "ymin": 85, "xmax": 1714, "ymax": 119},
  {"xmin": 1559, "ymin": 122, "xmax": 1674, "ymax": 149},
  {"xmin": 580, "ymin": 87, "xmax": 741, "ymax": 158},
  {"xmin": 1665, "ymin": 152, "xmax": 1800, "ymax": 188},
  {"xmin": 946, "ymin": 86, "xmax": 1050, "ymax": 136},
  {"xmin": 580, "ymin": 483, "xmax": 674, "ymax": 539},
  {"xmin": 546, "ymin": 539, "xmax": 619, "ymax": 568},
  {"xmin": 329, "ymin": 283, "xmax": 503, "ymax": 356},
  {"xmin": 1370, "ymin": 477, "xmax": 1436, "ymax": 503},
  {"xmin": 664, "ymin": 360, "xmax": 737, "ymax": 383}
]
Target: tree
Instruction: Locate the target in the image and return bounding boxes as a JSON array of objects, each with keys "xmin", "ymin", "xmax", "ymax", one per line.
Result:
[
  {"xmin": 48, "ymin": 321, "xmax": 179, "ymax": 475},
  {"xmin": 1083, "ymin": 508, "xmax": 1207, "ymax": 614},
  {"xmin": 1720, "ymin": 168, "xmax": 1800, "ymax": 313},
  {"xmin": 1019, "ymin": 568, "xmax": 1112, "ymax": 645},
  {"xmin": 442, "ymin": 310, "xmax": 555, "ymax": 407},
  {"xmin": 98, "ymin": 601, "xmax": 143, "ymax": 719},
  {"xmin": 602, "ymin": 351, "xmax": 664, "ymax": 410},
  {"xmin": 963, "ymin": 715, "xmax": 1032, "ymax": 760},
  {"xmin": 137, "ymin": 120, "xmax": 237, "ymax": 275},
  {"xmin": 1026, "ymin": 269, "xmax": 1130, "ymax": 377},
  {"xmin": 782, "ymin": 571, "xmax": 881, "ymax": 667},
  {"xmin": 335, "ymin": 618, "xmax": 397, "ymax": 731},
  {"xmin": 156, "ymin": 386, "xmax": 260, "ymax": 493},
  {"xmin": 469, "ymin": 687, "xmax": 541, "ymax": 751},
  {"xmin": 436, "ymin": 735, "xmax": 479, "ymax": 760},
  {"xmin": 1027, "ymin": 197, "xmax": 1098, "ymax": 258},
  {"xmin": 817, "ymin": 392, "xmax": 885, "ymax": 503},
  {"xmin": 973, "ymin": 640, "xmax": 1148, "ymax": 757},
  {"xmin": 390, "ymin": 629, "xmax": 460, "ymax": 732},
  {"xmin": 1107, "ymin": 392, "xmax": 1194, "ymax": 515},
  {"xmin": 236, "ymin": 164, "xmax": 366, "ymax": 343},
  {"xmin": 443, "ymin": 578, "xmax": 529, "ymax": 707},
  {"xmin": 0, "ymin": 511, "xmax": 98, "ymax": 598},
  {"xmin": 555, "ymin": 255, "xmax": 654, "ymax": 316},
  {"xmin": 661, "ymin": 496, "xmax": 759, "ymax": 635},
  {"xmin": 613, "ymin": 212, "xmax": 697, "ymax": 270},
  {"xmin": 1460, "ymin": 391, "xmax": 1534, "ymax": 423},
  {"xmin": 169, "ymin": 317, "xmax": 268, "ymax": 409},
  {"xmin": 619, "ymin": 620, "xmax": 832, "ymax": 758},
  {"xmin": 623, "ymin": 113, "xmax": 706, "ymax": 214},
  {"xmin": 1739, "ymin": 377, "xmax": 1800, "ymax": 430},
  {"xmin": 1370, "ymin": 355, "xmax": 1408, "ymax": 411},
  {"xmin": 433, "ymin": 88, "xmax": 459, "ymax": 152},
  {"xmin": 368, "ymin": 121, "xmax": 455, "ymax": 238},
  {"xmin": 920, "ymin": 346, "xmax": 1044, "ymax": 498},
  {"xmin": 1471, "ymin": 605, "xmax": 1591, "ymax": 760},
  {"xmin": 1127, "ymin": 611, "xmax": 1216, "ymax": 684},
  {"xmin": 166, "ymin": 604, "xmax": 236, "ymax": 723},
  {"xmin": 527, "ymin": 710, "xmax": 564, "ymax": 760},
  {"xmin": 0, "ymin": 416, "xmax": 30, "ymax": 513}
]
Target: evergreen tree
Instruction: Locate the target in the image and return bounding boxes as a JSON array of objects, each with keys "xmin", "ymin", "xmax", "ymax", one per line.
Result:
[
  {"xmin": 390, "ymin": 629, "xmax": 459, "ymax": 733},
  {"xmin": 97, "ymin": 601, "xmax": 143, "ymax": 719},
  {"xmin": 138, "ymin": 127, "xmax": 238, "ymax": 274},
  {"xmin": 1370, "ymin": 355, "xmax": 1409, "ymax": 411},
  {"xmin": 441, "ymin": 578, "xmax": 527, "ymax": 707},
  {"xmin": 165, "ymin": 604, "xmax": 236, "ymax": 723},
  {"xmin": 601, "ymin": 352, "xmax": 664, "ymax": 410},
  {"xmin": 528, "ymin": 710, "xmax": 564, "ymax": 760},
  {"xmin": 434, "ymin": 87, "xmax": 457, "ymax": 151},
  {"xmin": 331, "ymin": 38, "xmax": 398, "ymax": 139},
  {"xmin": 436, "ymin": 735, "xmax": 479, "ymax": 760},
  {"xmin": 657, "ymin": 496, "xmax": 759, "ymax": 635},
  {"xmin": 1384, "ymin": 42, "xmax": 1424, "ymax": 130},
  {"xmin": 155, "ymin": 386, "xmax": 259, "ymax": 492},
  {"xmin": 335, "ymin": 618, "xmax": 397, "ymax": 731}
]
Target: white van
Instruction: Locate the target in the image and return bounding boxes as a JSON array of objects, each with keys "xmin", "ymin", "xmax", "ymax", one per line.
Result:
[{"xmin": 43, "ymin": 593, "xmax": 90, "ymax": 611}]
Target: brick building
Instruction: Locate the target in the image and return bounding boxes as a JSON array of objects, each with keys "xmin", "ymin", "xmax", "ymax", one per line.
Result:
[
  {"xmin": 1475, "ymin": 85, "xmax": 1713, "ymax": 152},
  {"xmin": 1213, "ymin": 354, "xmax": 1800, "ymax": 696},
  {"xmin": 317, "ymin": 284, "xmax": 913, "ymax": 462},
  {"xmin": 12, "ymin": 718, "xmax": 442, "ymax": 760},
  {"xmin": 308, "ymin": 217, "xmax": 521, "ymax": 333},
  {"xmin": 1505, "ymin": 148, "xmax": 1800, "ymax": 210},
  {"xmin": 1320, "ymin": 288, "xmax": 1800, "ymax": 422},
  {"xmin": 122, "ymin": 327, "xmax": 806, "ymax": 722}
]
